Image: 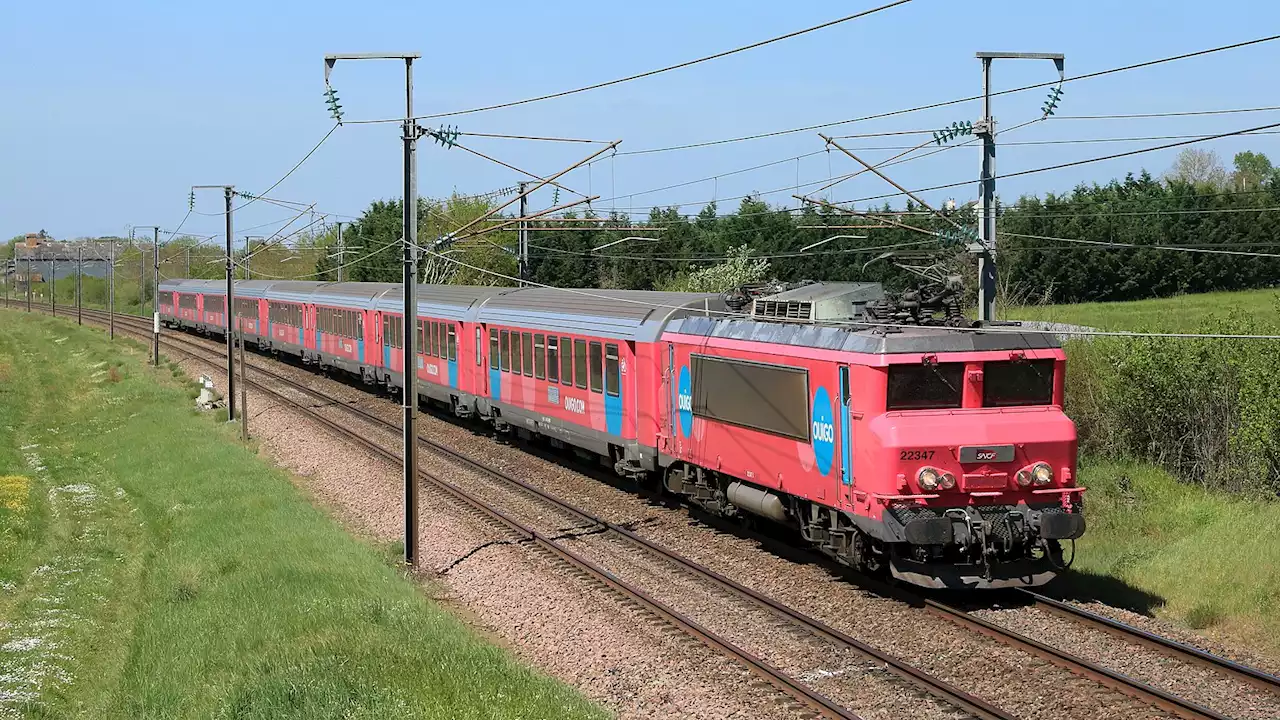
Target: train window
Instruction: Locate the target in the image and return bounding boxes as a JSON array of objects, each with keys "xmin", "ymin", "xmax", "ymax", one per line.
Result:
[
  {"xmin": 573, "ymin": 339, "xmax": 587, "ymax": 389},
  {"xmin": 589, "ymin": 342, "xmax": 603, "ymax": 394},
  {"xmin": 489, "ymin": 329, "xmax": 499, "ymax": 370},
  {"xmin": 179, "ymin": 294, "xmax": 198, "ymax": 310},
  {"xmin": 416, "ymin": 320, "xmax": 425, "ymax": 354},
  {"xmin": 436, "ymin": 322, "xmax": 444, "ymax": 359},
  {"xmin": 477, "ymin": 328, "xmax": 484, "ymax": 366},
  {"xmin": 205, "ymin": 296, "xmax": 223, "ymax": 313},
  {"xmin": 605, "ymin": 344, "xmax": 619, "ymax": 397},
  {"xmin": 547, "ymin": 337, "xmax": 559, "ymax": 382},
  {"xmin": 447, "ymin": 325, "xmax": 457, "ymax": 361},
  {"xmin": 691, "ymin": 354, "xmax": 809, "ymax": 441},
  {"xmin": 511, "ymin": 331, "xmax": 523, "ymax": 375},
  {"xmin": 521, "ymin": 333, "xmax": 534, "ymax": 378},
  {"xmin": 840, "ymin": 366, "xmax": 850, "ymax": 405},
  {"xmin": 561, "ymin": 337, "xmax": 573, "ymax": 386},
  {"xmin": 355, "ymin": 313, "xmax": 363, "ymax": 339},
  {"xmin": 500, "ymin": 330, "xmax": 511, "ymax": 372},
  {"xmin": 534, "ymin": 334, "xmax": 546, "ymax": 379},
  {"xmin": 886, "ymin": 363, "xmax": 964, "ymax": 410},
  {"xmin": 983, "ymin": 359, "xmax": 1054, "ymax": 407}
]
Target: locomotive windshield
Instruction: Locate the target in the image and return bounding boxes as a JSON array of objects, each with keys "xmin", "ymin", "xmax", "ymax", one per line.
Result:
[
  {"xmin": 983, "ymin": 359, "xmax": 1055, "ymax": 407},
  {"xmin": 886, "ymin": 363, "xmax": 964, "ymax": 410}
]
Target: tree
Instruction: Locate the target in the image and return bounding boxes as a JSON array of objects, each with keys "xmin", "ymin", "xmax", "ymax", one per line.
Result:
[
  {"xmin": 1164, "ymin": 148, "xmax": 1228, "ymax": 189},
  {"xmin": 1232, "ymin": 151, "xmax": 1274, "ymax": 190},
  {"xmin": 663, "ymin": 244, "xmax": 770, "ymax": 293}
]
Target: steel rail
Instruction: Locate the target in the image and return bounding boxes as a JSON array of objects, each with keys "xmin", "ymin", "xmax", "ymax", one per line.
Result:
[
  {"xmin": 31, "ymin": 300, "xmax": 1271, "ymax": 720},
  {"xmin": 18, "ymin": 302, "xmax": 858, "ymax": 720},
  {"xmin": 131, "ymin": 310, "xmax": 1010, "ymax": 720},
  {"xmin": 1018, "ymin": 589, "xmax": 1280, "ymax": 696},
  {"xmin": 919, "ymin": 598, "xmax": 1233, "ymax": 720}
]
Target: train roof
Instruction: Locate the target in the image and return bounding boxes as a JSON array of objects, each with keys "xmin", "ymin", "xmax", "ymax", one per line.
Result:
[
  {"xmin": 478, "ymin": 288, "xmax": 725, "ymax": 342},
  {"xmin": 376, "ymin": 284, "xmax": 518, "ymax": 321},
  {"xmin": 666, "ymin": 315, "xmax": 1061, "ymax": 354}
]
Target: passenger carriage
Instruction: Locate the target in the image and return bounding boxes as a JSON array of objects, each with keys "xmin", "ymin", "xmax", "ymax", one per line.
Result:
[{"xmin": 475, "ymin": 288, "xmax": 724, "ymax": 473}]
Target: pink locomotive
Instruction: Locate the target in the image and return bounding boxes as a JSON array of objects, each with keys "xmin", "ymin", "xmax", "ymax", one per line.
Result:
[{"xmin": 160, "ymin": 278, "xmax": 1083, "ymax": 589}]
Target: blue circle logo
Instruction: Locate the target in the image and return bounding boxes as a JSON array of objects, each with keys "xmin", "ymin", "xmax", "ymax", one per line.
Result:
[
  {"xmin": 677, "ymin": 365, "xmax": 693, "ymax": 437},
  {"xmin": 811, "ymin": 386, "xmax": 835, "ymax": 476}
]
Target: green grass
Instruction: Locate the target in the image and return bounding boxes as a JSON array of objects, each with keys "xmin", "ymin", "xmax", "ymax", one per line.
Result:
[
  {"xmin": 1012, "ymin": 287, "xmax": 1280, "ymax": 332},
  {"xmin": 0, "ymin": 309, "xmax": 605, "ymax": 719},
  {"xmin": 1059, "ymin": 458, "xmax": 1280, "ymax": 656}
]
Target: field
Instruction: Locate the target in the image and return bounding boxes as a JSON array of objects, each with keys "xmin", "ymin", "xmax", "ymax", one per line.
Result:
[
  {"xmin": 1013, "ymin": 287, "xmax": 1280, "ymax": 332},
  {"xmin": 0, "ymin": 309, "xmax": 603, "ymax": 719},
  {"xmin": 1015, "ymin": 289, "xmax": 1280, "ymax": 658}
]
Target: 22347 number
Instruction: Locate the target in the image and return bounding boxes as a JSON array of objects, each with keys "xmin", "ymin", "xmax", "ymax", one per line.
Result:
[{"xmin": 900, "ymin": 449, "xmax": 935, "ymax": 461}]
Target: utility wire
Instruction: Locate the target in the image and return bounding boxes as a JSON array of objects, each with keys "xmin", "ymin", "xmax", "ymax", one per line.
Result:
[
  {"xmin": 612, "ymin": 34, "xmax": 1280, "ymax": 157},
  {"xmin": 835, "ymin": 120, "xmax": 1280, "ymax": 206},
  {"xmin": 418, "ymin": 244, "xmax": 1280, "ymax": 340},
  {"xmin": 1051, "ymin": 105, "xmax": 1280, "ymax": 121},
  {"xmin": 1000, "ymin": 231, "xmax": 1280, "ymax": 258},
  {"xmin": 345, "ymin": 1, "xmax": 911, "ymax": 124},
  {"xmin": 234, "ymin": 123, "xmax": 339, "ymax": 212}
]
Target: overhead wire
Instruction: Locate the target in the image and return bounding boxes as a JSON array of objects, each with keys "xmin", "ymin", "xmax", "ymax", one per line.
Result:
[
  {"xmin": 416, "ymin": 243, "xmax": 1280, "ymax": 340},
  {"xmin": 834, "ymin": 119, "xmax": 1280, "ymax": 206},
  {"xmin": 343, "ymin": 1, "xmax": 912, "ymax": 124},
  {"xmin": 610, "ymin": 34, "xmax": 1280, "ymax": 157}
]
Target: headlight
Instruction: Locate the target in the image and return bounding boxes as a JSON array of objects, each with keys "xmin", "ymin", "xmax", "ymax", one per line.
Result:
[
  {"xmin": 1016, "ymin": 469, "xmax": 1032, "ymax": 487},
  {"xmin": 939, "ymin": 472, "xmax": 956, "ymax": 490},
  {"xmin": 918, "ymin": 467, "xmax": 940, "ymax": 491},
  {"xmin": 1032, "ymin": 462, "xmax": 1053, "ymax": 486}
]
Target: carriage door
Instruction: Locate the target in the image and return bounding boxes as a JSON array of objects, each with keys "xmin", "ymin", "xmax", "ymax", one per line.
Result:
[{"xmin": 839, "ymin": 365, "xmax": 854, "ymax": 491}]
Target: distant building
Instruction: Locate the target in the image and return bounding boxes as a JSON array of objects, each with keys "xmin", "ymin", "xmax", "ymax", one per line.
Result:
[{"xmin": 12, "ymin": 236, "xmax": 114, "ymax": 282}]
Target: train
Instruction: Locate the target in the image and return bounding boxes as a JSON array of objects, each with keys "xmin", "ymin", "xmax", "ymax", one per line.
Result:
[{"xmin": 158, "ymin": 277, "xmax": 1084, "ymax": 589}]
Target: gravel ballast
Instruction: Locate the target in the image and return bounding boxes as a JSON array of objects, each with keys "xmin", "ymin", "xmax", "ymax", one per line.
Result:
[{"xmin": 151, "ymin": 324, "xmax": 1279, "ymax": 720}]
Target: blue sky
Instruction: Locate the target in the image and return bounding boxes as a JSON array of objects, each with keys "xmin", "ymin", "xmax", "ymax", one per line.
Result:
[{"xmin": 2, "ymin": 0, "xmax": 1277, "ymax": 242}]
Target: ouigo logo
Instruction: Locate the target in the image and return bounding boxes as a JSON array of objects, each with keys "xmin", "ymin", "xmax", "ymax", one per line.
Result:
[{"xmin": 811, "ymin": 386, "xmax": 834, "ymax": 476}]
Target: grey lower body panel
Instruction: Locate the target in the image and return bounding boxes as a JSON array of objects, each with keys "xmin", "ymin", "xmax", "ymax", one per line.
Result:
[{"xmin": 491, "ymin": 402, "xmax": 656, "ymax": 469}]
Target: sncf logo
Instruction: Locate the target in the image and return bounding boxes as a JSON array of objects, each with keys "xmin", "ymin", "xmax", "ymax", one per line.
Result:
[{"xmin": 975, "ymin": 449, "xmax": 998, "ymax": 461}]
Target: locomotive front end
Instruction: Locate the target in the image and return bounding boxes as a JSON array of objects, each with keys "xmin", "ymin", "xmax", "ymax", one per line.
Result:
[{"xmin": 857, "ymin": 348, "xmax": 1084, "ymax": 589}]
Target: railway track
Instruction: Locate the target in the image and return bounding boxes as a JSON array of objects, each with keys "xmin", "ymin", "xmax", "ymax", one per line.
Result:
[
  {"xmin": 14, "ymin": 300, "xmax": 1280, "ymax": 720},
  {"xmin": 17, "ymin": 302, "xmax": 979, "ymax": 720}
]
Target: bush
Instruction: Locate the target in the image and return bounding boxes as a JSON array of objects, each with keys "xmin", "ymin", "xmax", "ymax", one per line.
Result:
[{"xmin": 1065, "ymin": 300, "xmax": 1280, "ymax": 495}]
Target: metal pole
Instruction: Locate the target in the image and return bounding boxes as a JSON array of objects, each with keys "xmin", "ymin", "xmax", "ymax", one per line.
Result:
[
  {"xmin": 26, "ymin": 249, "xmax": 31, "ymax": 312},
  {"xmin": 239, "ymin": 329, "xmax": 249, "ymax": 440},
  {"xmin": 336, "ymin": 222, "xmax": 344, "ymax": 282},
  {"xmin": 402, "ymin": 57, "xmax": 420, "ymax": 567},
  {"xmin": 977, "ymin": 57, "xmax": 997, "ymax": 323},
  {"xmin": 185, "ymin": 248, "xmax": 190, "ymax": 278},
  {"xmin": 139, "ymin": 241, "xmax": 145, "ymax": 317},
  {"xmin": 243, "ymin": 236, "xmax": 251, "ymax": 280},
  {"xmin": 76, "ymin": 247, "xmax": 82, "ymax": 326},
  {"xmin": 109, "ymin": 240, "xmax": 115, "ymax": 337},
  {"xmin": 153, "ymin": 227, "xmax": 160, "ymax": 366},
  {"xmin": 518, "ymin": 181, "xmax": 528, "ymax": 285},
  {"xmin": 225, "ymin": 187, "xmax": 237, "ymax": 422},
  {"xmin": 51, "ymin": 257, "xmax": 56, "ymax": 316}
]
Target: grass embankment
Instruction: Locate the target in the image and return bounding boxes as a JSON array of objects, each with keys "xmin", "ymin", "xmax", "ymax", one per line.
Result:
[
  {"xmin": 0, "ymin": 309, "xmax": 603, "ymax": 719},
  {"xmin": 1013, "ymin": 290, "xmax": 1280, "ymax": 657},
  {"xmin": 1068, "ymin": 461, "xmax": 1280, "ymax": 655}
]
